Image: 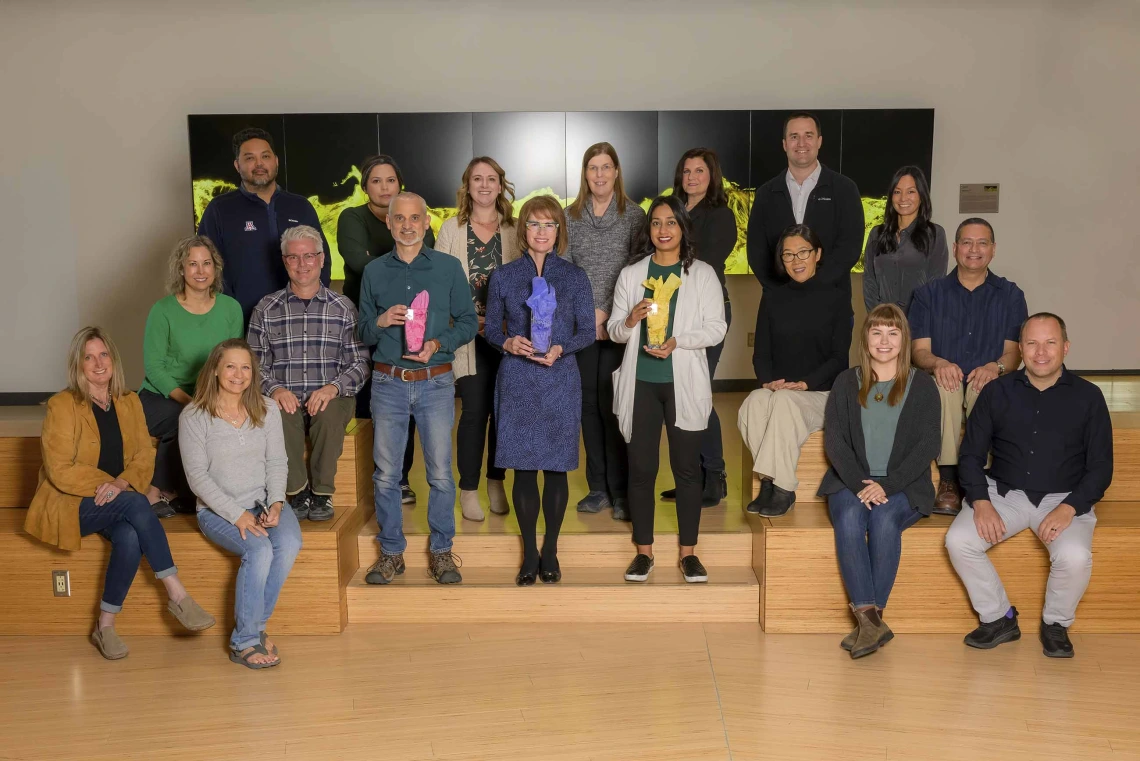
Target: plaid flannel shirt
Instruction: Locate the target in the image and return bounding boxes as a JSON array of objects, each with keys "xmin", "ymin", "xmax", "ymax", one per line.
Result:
[{"xmin": 248, "ymin": 285, "xmax": 369, "ymax": 401}]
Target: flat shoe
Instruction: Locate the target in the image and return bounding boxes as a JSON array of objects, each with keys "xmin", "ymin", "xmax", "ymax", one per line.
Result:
[
  {"xmin": 91, "ymin": 626, "xmax": 129, "ymax": 660},
  {"xmin": 167, "ymin": 595, "xmax": 216, "ymax": 632}
]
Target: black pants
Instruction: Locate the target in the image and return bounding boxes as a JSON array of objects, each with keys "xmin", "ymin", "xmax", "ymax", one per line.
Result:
[
  {"xmin": 700, "ymin": 300, "xmax": 731, "ymax": 474},
  {"xmin": 138, "ymin": 389, "xmax": 190, "ymax": 502},
  {"xmin": 576, "ymin": 339, "xmax": 627, "ymax": 499},
  {"xmin": 357, "ymin": 376, "xmax": 415, "ymax": 486},
  {"xmin": 628, "ymin": 381, "xmax": 703, "ymax": 547},
  {"xmin": 456, "ymin": 335, "xmax": 505, "ymax": 490},
  {"xmin": 512, "ymin": 470, "xmax": 569, "ymax": 568}
]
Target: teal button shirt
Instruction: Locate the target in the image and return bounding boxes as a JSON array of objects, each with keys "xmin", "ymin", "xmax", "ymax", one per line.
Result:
[{"xmin": 357, "ymin": 246, "xmax": 478, "ymax": 368}]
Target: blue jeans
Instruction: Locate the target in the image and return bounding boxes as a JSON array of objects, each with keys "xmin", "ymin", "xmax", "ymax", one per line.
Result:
[
  {"xmin": 197, "ymin": 505, "xmax": 302, "ymax": 651},
  {"xmin": 370, "ymin": 369, "xmax": 456, "ymax": 554},
  {"xmin": 828, "ymin": 489, "xmax": 922, "ymax": 609},
  {"xmin": 79, "ymin": 492, "xmax": 177, "ymax": 613}
]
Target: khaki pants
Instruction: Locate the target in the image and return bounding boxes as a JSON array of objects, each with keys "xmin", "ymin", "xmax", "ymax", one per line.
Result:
[
  {"xmin": 737, "ymin": 389, "xmax": 828, "ymax": 491},
  {"xmin": 280, "ymin": 396, "xmax": 356, "ymax": 496},
  {"xmin": 937, "ymin": 382, "xmax": 980, "ymax": 465}
]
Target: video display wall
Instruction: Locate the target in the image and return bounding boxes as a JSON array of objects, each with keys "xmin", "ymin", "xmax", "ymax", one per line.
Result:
[{"xmin": 189, "ymin": 110, "xmax": 935, "ymax": 280}]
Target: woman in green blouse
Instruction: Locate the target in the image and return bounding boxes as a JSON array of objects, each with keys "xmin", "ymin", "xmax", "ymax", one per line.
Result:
[{"xmin": 139, "ymin": 235, "xmax": 243, "ymax": 516}]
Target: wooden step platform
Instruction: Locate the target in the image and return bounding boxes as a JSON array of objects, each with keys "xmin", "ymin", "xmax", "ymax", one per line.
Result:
[{"xmin": 756, "ymin": 502, "xmax": 1140, "ymax": 634}]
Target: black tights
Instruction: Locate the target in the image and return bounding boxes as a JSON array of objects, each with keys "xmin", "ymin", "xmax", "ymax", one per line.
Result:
[{"xmin": 512, "ymin": 470, "xmax": 569, "ymax": 572}]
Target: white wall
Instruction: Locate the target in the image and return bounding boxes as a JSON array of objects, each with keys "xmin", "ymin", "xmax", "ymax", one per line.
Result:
[{"xmin": 2, "ymin": 0, "xmax": 1138, "ymax": 391}]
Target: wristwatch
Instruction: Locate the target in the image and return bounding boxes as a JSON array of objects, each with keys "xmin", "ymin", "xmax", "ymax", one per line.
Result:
[{"xmin": 996, "ymin": 360, "xmax": 1006, "ymax": 376}]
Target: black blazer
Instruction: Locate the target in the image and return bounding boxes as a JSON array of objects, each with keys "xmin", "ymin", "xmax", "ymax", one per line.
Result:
[
  {"xmin": 817, "ymin": 368, "xmax": 941, "ymax": 515},
  {"xmin": 745, "ymin": 165, "xmax": 865, "ymax": 296}
]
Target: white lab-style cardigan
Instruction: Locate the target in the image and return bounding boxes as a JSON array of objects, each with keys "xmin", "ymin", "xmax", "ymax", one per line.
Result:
[{"xmin": 607, "ymin": 257, "xmax": 727, "ymax": 443}]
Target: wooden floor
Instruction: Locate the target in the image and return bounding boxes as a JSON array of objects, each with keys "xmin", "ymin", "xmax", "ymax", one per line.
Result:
[{"xmin": 2, "ymin": 623, "xmax": 1140, "ymax": 760}]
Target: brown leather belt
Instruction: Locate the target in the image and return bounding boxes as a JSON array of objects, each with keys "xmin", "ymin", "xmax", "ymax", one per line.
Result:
[{"xmin": 374, "ymin": 362, "xmax": 452, "ymax": 382}]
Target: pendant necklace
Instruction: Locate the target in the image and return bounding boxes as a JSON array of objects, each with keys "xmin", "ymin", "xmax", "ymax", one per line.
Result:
[
  {"xmin": 874, "ymin": 391, "xmax": 885, "ymax": 403},
  {"xmin": 224, "ymin": 408, "xmax": 247, "ymax": 444}
]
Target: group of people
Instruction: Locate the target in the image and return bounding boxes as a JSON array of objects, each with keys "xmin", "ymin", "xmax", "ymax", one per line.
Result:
[{"xmin": 23, "ymin": 113, "xmax": 1113, "ymax": 668}]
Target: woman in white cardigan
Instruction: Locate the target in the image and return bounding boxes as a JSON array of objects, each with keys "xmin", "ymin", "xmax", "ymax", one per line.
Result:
[
  {"xmin": 435, "ymin": 157, "xmax": 520, "ymax": 522},
  {"xmin": 608, "ymin": 195, "xmax": 727, "ymax": 583}
]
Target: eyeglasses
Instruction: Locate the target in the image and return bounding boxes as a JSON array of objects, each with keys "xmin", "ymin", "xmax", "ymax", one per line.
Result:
[
  {"xmin": 525, "ymin": 221, "xmax": 559, "ymax": 232},
  {"xmin": 284, "ymin": 253, "xmax": 322, "ymax": 265},
  {"xmin": 780, "ymin": 248, "xmax": 815, "ymax": 262}
]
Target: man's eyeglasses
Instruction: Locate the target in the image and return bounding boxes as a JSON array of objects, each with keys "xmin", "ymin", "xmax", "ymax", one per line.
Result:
[
  {"xmin": 780, "ymin": 248, "xmax": 815, "ymax": 262},
  {"xmin": 525, "ymin": 221, "xmax": 559, "ymax": 232},
  {"xmin": 284, "ymin": 253, "xmax": 322, "ymax": 265}
]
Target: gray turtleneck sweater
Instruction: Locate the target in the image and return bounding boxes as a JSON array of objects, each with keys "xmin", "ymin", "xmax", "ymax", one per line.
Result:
[{"xmin": 563, "ymin": 195, "xmax": 646, "ymax": 313}]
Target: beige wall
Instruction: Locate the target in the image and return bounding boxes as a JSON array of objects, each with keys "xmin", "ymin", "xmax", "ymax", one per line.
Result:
[{"xmin": 2, "ymin": 0, "xmax": 1138, "ymax": 392}]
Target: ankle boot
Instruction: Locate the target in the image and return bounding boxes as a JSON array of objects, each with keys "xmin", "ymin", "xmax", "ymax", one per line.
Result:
[
  {"xmin": 849, "ymin": 604, "xmax": 893, "ymax": 659},
  {"xmin": 842, "ymin": 608, "xmax": 891, "ymax": 651}
]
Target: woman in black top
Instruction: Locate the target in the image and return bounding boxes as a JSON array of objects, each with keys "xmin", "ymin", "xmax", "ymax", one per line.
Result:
[
  {"xmin": 737, "ymin": 224, "xmax": 852, "ymax": 517},
  {"xmin": 862, "ymin": 166, "xmax": 948, "ymax": 314},
  {"xmin": 818, "ymin": 304, "xmax": 941, "ymax": 658},
  {"xmin": 658, "ymin": 148, "xmax": 738, "ymax": 508}
]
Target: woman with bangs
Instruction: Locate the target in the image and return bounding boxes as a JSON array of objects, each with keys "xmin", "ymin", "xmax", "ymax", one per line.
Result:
[
  {"xmin": 818, "ymin": 303, "xmax": 941, "ymax": 659},
  {"xmin": 180, "ymin": 338, "xmax": 300, "ymax": 669},
  {"xmin": 565, "ymin": 142, "xmax": 647, "ymax": 521},
  {"xmin": 485, "ymin": 195, "xmax": 595, "ymax": 586},
  {"xmin": 435, "ymin": 157, "xmax": 520, "ymax": 521}
]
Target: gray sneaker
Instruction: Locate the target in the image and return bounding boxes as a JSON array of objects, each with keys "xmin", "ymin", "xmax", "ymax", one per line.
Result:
[
  {"xmin": 365, "ymin": 552, "xmax": 405, "ymax": 585},
  {"xmin": 401, "ymin": 485, "xmax": 416, "ymax": 505},
  {"xmin": 308, "ymin": 494, "xmax": 335, "ymax": 522},
  {"xmin": 289, "ymin": 490, "xmax": 311, "ymax": 521},
  {"xmin": 428, "ymin": 550, "xmax": 463, "ymax": 584}
]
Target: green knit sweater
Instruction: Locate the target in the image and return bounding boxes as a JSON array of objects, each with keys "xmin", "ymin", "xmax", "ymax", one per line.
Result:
[{"xmin": 140, "ymin": 294, "xmax": 243, "ymax": 397}]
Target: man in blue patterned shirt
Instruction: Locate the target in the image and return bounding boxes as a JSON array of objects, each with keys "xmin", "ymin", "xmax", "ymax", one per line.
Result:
[{"xmin": 248, "ymin": 225, "xmax": 369, "ymax": 521}]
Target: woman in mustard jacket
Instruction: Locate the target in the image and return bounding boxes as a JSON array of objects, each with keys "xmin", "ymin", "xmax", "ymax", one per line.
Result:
[{"xmin": 25, "ymin": 327, "xmax": 215, "ymax": 660}]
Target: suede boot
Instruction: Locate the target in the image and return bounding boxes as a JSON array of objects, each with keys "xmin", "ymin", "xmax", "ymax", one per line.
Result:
[{"xmin": 849, "ymin": 604, "xmax": 893, "ymax": 659}]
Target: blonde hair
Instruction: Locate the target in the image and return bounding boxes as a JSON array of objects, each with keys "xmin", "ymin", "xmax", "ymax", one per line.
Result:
[
  {"xmin": 190, "ymin": 339, "xmax": 268, "ymax": 428},
  {"xmin": 167, "ymin": 235, "xmax": 224, "ymax": 297},
  {"xmin": 516, "ymin": 195, "xmax": 569, "ymax": 257},
  {"xmin": 858, "ymin": 304, "xmax": 912, "ymax": 408},
  {"xmin": 567, "ymin": 142, "xmax": 630, "ymax": 219},
  {"xmin": 66, "ymin": 326, "xmax": 127, "ymax": 403},
  {"xmin": 455, "ymin": 156, "xmax": 515, "ymax": 226}
]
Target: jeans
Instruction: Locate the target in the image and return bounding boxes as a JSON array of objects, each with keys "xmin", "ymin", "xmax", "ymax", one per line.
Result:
[
  {"xmin": 577, "ymin": 339, "xmax": 627, "ymax": 499},
  {"xmin": 700, "ymin": 300, "xmax": 731, "ymax": 474},
  {"xmin": 370, "ymin": 369, "xmax": 457, "ymax": 554},
  {"xmin": 456, "ymin": 335, "xmax": 505, "ymax": 490},
  {"xmin": 197, "ymin": 505, "xmax": 302, "ymax": 651},
  {"xmin": 357, "ymin": 376, "xmax": 416, "ymax": 486},
  {"xmin": 828, "ymin": 489, "xmax": 922, "ymax": 609},
  {"xmin": 138, "ymin": 389, "xmax": 190, "ymax": 501},
  {"xmin": 79, "ymin": 492, "xmax": 178, "ymax": 613}
]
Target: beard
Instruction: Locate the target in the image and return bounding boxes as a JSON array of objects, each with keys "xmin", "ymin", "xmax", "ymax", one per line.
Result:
[{"xmin": 242, "ymin": 167, "xmax": 277, "ymax": 189}]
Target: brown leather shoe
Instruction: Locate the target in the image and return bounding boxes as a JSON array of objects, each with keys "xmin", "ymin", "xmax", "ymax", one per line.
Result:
[{"xmin": 932, "ymin": 479, "xmax": 962, "ymax": 515}]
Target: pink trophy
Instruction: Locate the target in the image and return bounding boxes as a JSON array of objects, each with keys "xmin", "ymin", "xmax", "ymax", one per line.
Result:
[{"xmin": 404, "ymin": 290, "xmax": 430, "ymax": 355}]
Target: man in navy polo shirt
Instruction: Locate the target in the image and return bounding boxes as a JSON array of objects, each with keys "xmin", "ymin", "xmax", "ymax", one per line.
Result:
[
  {"xmin": 909, "ymin": 218, "xmax": 1028, "ymax": 514},
  {"xmin": 198, "ymin": 127, "xmax": 331, "ymax": 325}
]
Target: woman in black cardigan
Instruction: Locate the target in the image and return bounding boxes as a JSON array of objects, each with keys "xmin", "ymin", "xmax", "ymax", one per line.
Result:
[{"xmin": 818, "ymin": 303, "xmax": 940, "ymax": 659}]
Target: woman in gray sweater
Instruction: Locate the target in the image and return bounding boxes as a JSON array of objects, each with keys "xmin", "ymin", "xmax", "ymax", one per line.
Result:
[
  {"xmin": 818, "ymin": 304, "xmax": 940, "ymax": 659},
  {"xmin": 564, "ymin": 142, "xmax": 647, "ymax": 520},
  {"xmin": 180, "ymin": 338, "xmax": 301, "ymax": 669}
]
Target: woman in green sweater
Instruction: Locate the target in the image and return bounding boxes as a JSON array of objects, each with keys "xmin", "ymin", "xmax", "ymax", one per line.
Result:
[{"xmin": 139, "ymin": 235, "xmax": 243, "ymax": 517}]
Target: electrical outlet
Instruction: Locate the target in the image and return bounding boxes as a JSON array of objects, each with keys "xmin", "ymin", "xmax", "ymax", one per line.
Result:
[
  {"xmin": 52, "ymin": 570, "xmax": 70, "ymax": 597},
  {"xmin": 747, "ymin": 332, "xmax": 755, "ymax": 347}
]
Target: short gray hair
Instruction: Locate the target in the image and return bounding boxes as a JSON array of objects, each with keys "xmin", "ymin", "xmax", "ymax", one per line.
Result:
[
  {"xmin": 280, "ymin": 225, "xmax": 324, "ymax": 256},
  {"xmin": 389, "ymin": 191, "xmax": 429, "ymax": 217}
]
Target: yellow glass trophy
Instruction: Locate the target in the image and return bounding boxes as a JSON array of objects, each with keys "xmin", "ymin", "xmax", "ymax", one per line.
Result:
[{"xmin": 642, "ymin": 273, "xmax": 682, "ymax": 348}]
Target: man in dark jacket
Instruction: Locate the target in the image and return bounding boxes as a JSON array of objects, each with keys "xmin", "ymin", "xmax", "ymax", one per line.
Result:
[
  {"xmin": 198, "ymin": 127, "xmax": 331, "ymax": 325},
  {"xmin": 746, "ymin": 112, "xmax": 864, "ymax": 298}
]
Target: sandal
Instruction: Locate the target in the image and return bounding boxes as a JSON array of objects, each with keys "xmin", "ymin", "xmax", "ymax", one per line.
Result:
[
  {"xmin": 229, "ymin": 643, "xmax": 279, "ymax": 669},
  {"xmin": 260, "ymin": 631, "xmax": 279, "ymax": 656}
]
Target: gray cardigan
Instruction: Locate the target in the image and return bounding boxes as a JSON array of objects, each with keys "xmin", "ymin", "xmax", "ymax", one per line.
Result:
[
  {"xmin": 862, "ymin": 222, "xmax": 948, "ymax": 314},
  {"xmin": 817, "ymin": 367, "xmax": 942, "ymax": 514}
]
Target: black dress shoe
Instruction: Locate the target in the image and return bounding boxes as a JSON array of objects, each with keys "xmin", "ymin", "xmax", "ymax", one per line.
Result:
[
  {"xmin": 745, "ymin": 479, "xmax": 775, "ymax": 514},
  {"xmin": 611, "ymin": 498, "xmax": 631, "ymax": 521},
  {"xmin": 540, "ymin": 555, "xmax": 561, "ymax": 584},
  {"xmin": 964, "ymin": 606, "xmax": 1021, "ymax": 649},
  {"xmin": 516, "ymin": 559, "xmax": 539, "ymax": 587},
  {"xmin": 757, "ymin": 485, "xmax": 796, "ymax": 517},
  {"xmin": 1040, "ymin": 620, "xmax": 1074, "ymax": 658},
  {"xmin": 151, "ymin": 498, "xmax": 176, "ymax": 519},
  {"xmin": 660, "ymin": 487, "xmax": 677, "ymax": 501},
  {"xmin": 701, "ymin": 470, "xmax": 725, "ymax": 508}
]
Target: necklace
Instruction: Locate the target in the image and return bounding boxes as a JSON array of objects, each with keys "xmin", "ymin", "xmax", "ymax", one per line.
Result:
[
  {"xmin": 874, "ymin": 391, "xmax": 885, "ymax": 403},
  {"xmin": 92, "ymin": 395, "xmax": 111, "ymax": 412},
  {"xmin": 222, "ymin": 406, "xmax": 247, "ymax": 444}
]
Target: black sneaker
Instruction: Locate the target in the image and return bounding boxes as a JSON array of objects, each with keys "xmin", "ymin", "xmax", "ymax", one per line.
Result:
[
  {"xmin": 308, "ymin": 493, "xmax": 335, "ymax": 522},
  {"xmin": 745, "ymin": 479, "xmax": 775, "ymax": 514},
  {"xmin": 577, "ymin": 490, "xmax": 612, "ymax": 513},
  {"xmin": 623, "ymin": 554, "xmax": 654, "ymax": 582},
  {"xmin": 611, "ymin": 497, "xmax": 630, "ymax": 521},
  {"xmin": 400, "ymin": 485, "xmax": 416, "ymax": 505},
  {"xmin": 1040, "ymin": 620, "xmax": 1074, "ymax": 658},
  {"xmin": 757, "ymin": 485, "xmax": 796, "ymax": 517},
  {"xmin": 964, "ymin": 606, "xmax": 1021, "ymax": 649},
  {"xmin": 429, "ymin": 550, "xmax": 463, "ymax": 584},
  {"xmin": 679, "ymin": 555, "xmax": 708, "ymax": 583},
  {"xmin": 289, "ymin": 490, "xmax": 312, "ymax": 521},
  {"xmin": 364, "ymin": 552, "xmax": 405, "ymax": 585},
  {"xmin": 151, "ymin": 497, "xmax": 176, "ymax": 519},
  {"xmin": 701, "ymin": 470, "xmax": 725, "ymax": 508}
]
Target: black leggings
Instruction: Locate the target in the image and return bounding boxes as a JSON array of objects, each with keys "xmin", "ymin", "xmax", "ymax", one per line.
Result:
[
  {"xmin": 512, "ymin": 470, "xmax": 569, "ymax": 570},
  {"xmin": 628, "ymin": 381, "xmax": 703, "ymax": 547}
]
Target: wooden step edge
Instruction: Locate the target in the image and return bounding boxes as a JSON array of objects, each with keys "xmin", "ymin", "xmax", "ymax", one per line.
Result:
[{"xmin": 346, "ymin": 565, "xmax": 760, "ymax": 588}]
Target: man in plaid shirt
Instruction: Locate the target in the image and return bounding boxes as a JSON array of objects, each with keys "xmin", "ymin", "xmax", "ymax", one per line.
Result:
[{"xmin": 248, "ymin": 225, "xmax": 369, "ymax": 521}]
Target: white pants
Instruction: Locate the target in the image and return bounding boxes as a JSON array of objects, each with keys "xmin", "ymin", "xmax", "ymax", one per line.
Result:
[
  {"xmin": 737, "ymin": 389, "xmax": 828, "ymax": 491},
  {"xmin": 944, "ymin": 478, "xmax": 1095, "ymax": 627}
]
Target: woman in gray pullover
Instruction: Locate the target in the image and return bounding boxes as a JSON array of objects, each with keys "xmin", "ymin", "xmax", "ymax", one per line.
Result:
[
  {"xmin": 565, "ymin": 142, "xmax": 647, "ymax": 520},
  {"xmin": 180, "ymin": 338, "xmax": 301, "ymax": 669}
]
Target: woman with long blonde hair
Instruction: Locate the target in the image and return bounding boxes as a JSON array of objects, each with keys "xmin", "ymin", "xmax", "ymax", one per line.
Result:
[
  {"xmin": 434, "ymin": 156, "xmax": 519, "ymax": 521},
  {"xmin": 25, "ymin": 326, "xmax": 215, "ymax": 660},
  {"xmin": 818, "ymin": 304, "xmax": 941, "ymax": 659},
  {"xmin": 179, "ymin": 338, "xmax": 299, "ymax": 669}
]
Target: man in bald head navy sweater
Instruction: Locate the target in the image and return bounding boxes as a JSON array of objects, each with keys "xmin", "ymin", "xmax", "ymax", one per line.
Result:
[{"xmin": 197, "ymin": 127, "xmax": 331, "ymax": 326}]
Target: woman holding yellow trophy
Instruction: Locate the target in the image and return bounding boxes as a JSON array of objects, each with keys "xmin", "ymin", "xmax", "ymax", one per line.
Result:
[{"xmin": 608, "ymin": 196, "xmax": 727, "ymax": 584}]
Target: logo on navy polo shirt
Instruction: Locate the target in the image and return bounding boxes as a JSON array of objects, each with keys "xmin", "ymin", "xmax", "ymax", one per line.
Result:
[{"xmin": 244, "ymin": 221, "xmax": 257, "ymax": 231}]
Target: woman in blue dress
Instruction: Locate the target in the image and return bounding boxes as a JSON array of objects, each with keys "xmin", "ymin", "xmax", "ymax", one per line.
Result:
[{"xmin": 485, "ymin": 195, "xmax": 596, "ymax": 586}]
